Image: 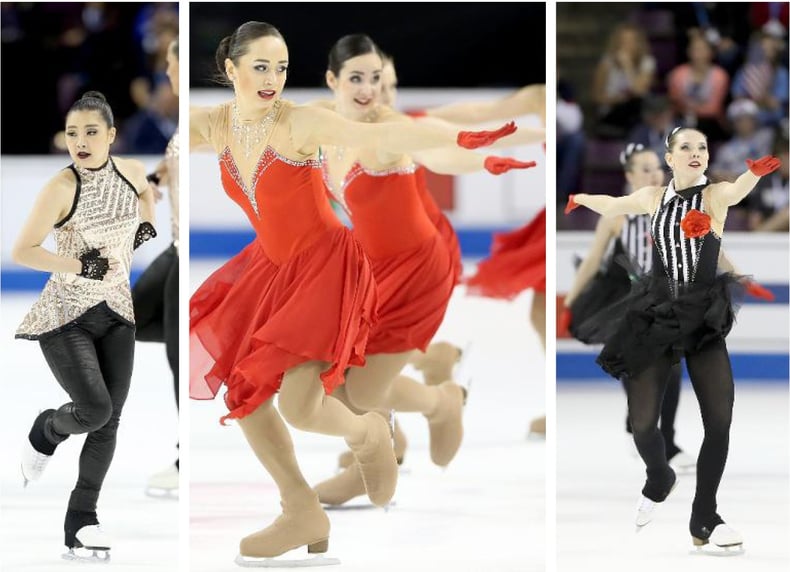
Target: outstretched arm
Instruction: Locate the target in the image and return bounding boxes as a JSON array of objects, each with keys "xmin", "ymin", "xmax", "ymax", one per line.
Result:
[
  {"xmin": 412, "ymin": 146, "xmax": 536, "ymax": 176},
  {"xmin": 426, "ymin": 84, "xmax": 546, "ymax": 123},
  {"xmin": 12, "ymin": 171, "xmax": 83, "ymax": 274},
  {"xmin": 709, "ymin": 156, "xmax": 782, "ymax": 210},
  {"xmin": 568, "ymin": 186, "xmax": 657, "ymax": 217}
]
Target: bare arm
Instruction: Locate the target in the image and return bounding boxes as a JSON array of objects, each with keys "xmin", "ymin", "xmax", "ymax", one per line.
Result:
[
  {"xmin": 411, "ymin": 147, "xmax": 487, "ymax": 175},
  {"xmin": 290, "ymin": 105, "xmax": 464, "ymax": 155},
  {"xmin": 11, "ymin": 171, "xmax": 83, "ymax": 274},
  {"xmin": 190, "ymin": 106, "xmax": 214, "ymax": 152},
  {"xmin": 573, "ymin": 186, "xmax": 658, "ymax": 217},
  {"xmin": 564, "ymin": 216, "xmax": 618, "ymax": 306},
  {"xmin": 417, "ymin": 114, "xmax": 544, "ymax": 147},
  {"xmin": 708, "ymin": 169, "xmax": 765, "ymax": 211},
  {"xmin": 717, "ymin": 249, "xmax": 738, "ymax": 274},
  {"xmin": 425, "ymin": 84, "xmax": 546, "ymax": 123}
]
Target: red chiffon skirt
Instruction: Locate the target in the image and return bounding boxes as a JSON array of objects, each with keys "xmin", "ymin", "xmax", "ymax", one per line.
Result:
[
  {"xmin": 432, "ymin": 211, "xmax": 463, "ymax": 284},
  {"xmin": 465, "ymin": 208, "xmax": 546, "ymax": 299},
  {"xmin": 365, "ymin": 233, "xmax": 455, "ymax": 355},
  {"xmin": 190, "ymin": 227, "xmax": 377, "ymax": 423}
]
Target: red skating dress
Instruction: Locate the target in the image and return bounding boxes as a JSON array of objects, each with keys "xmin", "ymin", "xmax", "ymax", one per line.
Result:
[
  {"xmin": 190, "ymin": 132, "xmax": 378, "ymax": 423},
  {"xmin": 326, "ymin": 161, "xmax": 455, "ymax": 354},
  {"xmin": 413, "ymin": 166, "xmax": 463, "ymax": 283},
  {"xmin": 464, "ymin": 208, "xmax": 546, "ymax": 299}
]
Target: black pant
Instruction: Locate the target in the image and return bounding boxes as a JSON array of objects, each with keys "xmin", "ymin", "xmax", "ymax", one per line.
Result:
[
  {"xmin": 39, "ymin": 304, "xmax": 135, "ymax": 512},
  {"xmin": 132, "ymin": 244, "xmax": 178, "ymax": 408},
  {"xmin": 624, "ymin": 363, "xmax": 682, "ymax": 459},
  {"xmin": 625, "ymin": 339, "xmax": 734, "ymax": 523}
]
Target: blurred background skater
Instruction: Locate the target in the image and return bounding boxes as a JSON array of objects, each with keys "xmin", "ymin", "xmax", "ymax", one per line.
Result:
[
  {"xmin": 0, "ymin": 3, "xmax": 180, "ymax": 570},
  {"xmin": 133, "ymin": 37, "xmax": 181, "ymax": 499},
  {"xmin": 189, "ymin": 4, "xmax": 546, "ymax": 571},
  {"xmin": 557, "ymin": 2, "xmax": 789, "ymax": 567}
]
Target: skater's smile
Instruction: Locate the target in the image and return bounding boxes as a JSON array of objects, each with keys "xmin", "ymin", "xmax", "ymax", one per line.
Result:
[{"xmin": 326, "ymin": 51, "xmax": 382, "ymax": 122}]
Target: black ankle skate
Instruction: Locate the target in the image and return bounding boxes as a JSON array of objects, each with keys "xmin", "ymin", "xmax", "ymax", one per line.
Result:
[
  {"xmin": 690, "ymin": 513, "xmax": 743, "ymax": 556},
  {"xmin": 63, "ymin": 510, "xmax": 111, "ymax": 563}
]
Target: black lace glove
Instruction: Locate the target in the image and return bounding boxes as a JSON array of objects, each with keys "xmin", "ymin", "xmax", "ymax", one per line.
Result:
[
  {"xmin": 134, "ymin": 222, "xmax": 157, "ymax": 250},
  {"xmin": 78, "ymin": 248, "xmax": 109, "ymax": 281},
  {"xmin": 146, "ymin": 172, "xmax": 161, "ymax": 185}
]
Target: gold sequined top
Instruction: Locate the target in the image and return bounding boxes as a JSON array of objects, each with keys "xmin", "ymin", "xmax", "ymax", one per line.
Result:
[
  {"xmin": 16, "ymin": 158, "xmax": 140, "ymax": 340},
  {"xmin": 165, "ymin": 128, "xmax": 180, "ymax": 250}
]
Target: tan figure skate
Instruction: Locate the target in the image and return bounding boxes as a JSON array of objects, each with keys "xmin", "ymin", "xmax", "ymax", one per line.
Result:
[
  {"xmin": 425, "ymin": 381, "xmax": 466, "ymax": 467},
  {"xmin": 347, "ymin": 413, "xmax": 398, "ymax": 506}
]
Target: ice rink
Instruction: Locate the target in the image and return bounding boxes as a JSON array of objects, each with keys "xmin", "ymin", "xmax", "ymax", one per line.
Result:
[
  {"xmin": 189, "ymin": 261, "xmax": 546, "ymax": 572},
  {"xmin": 0, "ymin": 294, "xmax": 180, "ymax": 572},
  {"xmin": 557, "ymin": 380, "xmax": 789, "ymax": 571}
]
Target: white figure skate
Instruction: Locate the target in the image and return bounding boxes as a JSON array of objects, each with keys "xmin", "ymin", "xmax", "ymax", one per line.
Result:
[
  {"xmin": 62, "ymin": 525, "xmax": 111, "ymax": 563},
  {"xmin": 691, "ymin": 523, "xmax": 744, "ymax": 556},
  {"xmin": 21, "ymin": 409, "xmax": 58, "ymax": 487},
  {"xmin": 145, "ymin": 463, "xmax": 179, "ymax": 499},
  {"xmin": 635, "ymin": 476, "xmax": 679, "ymax": 531},
  {"xmin": 669, "ymin": 450, "xmax": 696, "ymax": 474}
]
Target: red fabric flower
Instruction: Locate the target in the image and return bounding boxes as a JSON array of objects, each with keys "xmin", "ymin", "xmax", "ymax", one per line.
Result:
[{"xmin": 680, "ymin": 209, "xmax": 711, "ymax": 238}]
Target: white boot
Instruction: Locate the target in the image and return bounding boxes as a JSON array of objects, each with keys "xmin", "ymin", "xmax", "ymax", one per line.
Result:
[
  {"xmin": 63, "ymin": 524, "xmax": 112, "ymax": 562},
  {"xmin": 634, "ymin": 475, "xmax": 678, "ymax": 531},
  {"xmin": 669, "ymin": 451, "xmax": 696, "ymax": 474},
  {"xmin": 146, "ymin": 464, "xmax": 179, "ymax": 498},
  {"xmin": 692, "ymin": 523, "xmax": 744, "ymax": 556}
]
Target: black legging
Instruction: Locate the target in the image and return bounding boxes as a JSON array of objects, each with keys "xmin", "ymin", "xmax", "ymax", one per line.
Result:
[
  {"xmin": 39, "ymin": 304, "xmax": 135, "ymax": 512},
  {"xmin": 132, "ymin": 244, "xmax": 179, "ymax": 407},
  {"xmin": 624, "ymin": 363, "xmax": 682, "ymax": 459},
  {"xmin": 625, "ymin": 339, "xmax": 734, "ymax": 525}
]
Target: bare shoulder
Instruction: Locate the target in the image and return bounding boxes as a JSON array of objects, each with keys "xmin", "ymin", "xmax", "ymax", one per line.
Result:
[
  {"xmin": 305, "ymin": 98, "xmax": 334, "ymax": 110},
  {"xmin": 112, "ymin": 156, "xmax": 147, "ymax": 190},
  {"xmin": 39, "ymin": 168, "xmax": 78, "ymax": 209}
]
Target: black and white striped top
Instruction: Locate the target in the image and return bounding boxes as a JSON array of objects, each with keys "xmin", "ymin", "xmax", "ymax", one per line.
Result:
[
  {"xmin": 650, "ymin": 177, "xmax": 709, "ymax": 285},
  {"xmin": 621, "ymin": 214, "xmax": 653, "ymax": 272}
]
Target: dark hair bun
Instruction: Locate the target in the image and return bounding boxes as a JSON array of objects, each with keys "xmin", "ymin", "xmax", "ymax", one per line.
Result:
[
  {"xmin": 81, "ymin": 91, "xmax": 108, "ymax": 103},
  {"xmin": 215, "ymin": 35, "xmax": 232, "ymax": 78}
]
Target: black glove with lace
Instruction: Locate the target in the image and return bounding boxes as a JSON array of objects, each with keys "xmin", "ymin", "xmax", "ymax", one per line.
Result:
[
  {"xmin": 134, "ymin": 222, "xmax": 157, "ymax": 250},
  {"xmin": 78, "ymin": 248, "xmax": 109, "ymax": 281}
]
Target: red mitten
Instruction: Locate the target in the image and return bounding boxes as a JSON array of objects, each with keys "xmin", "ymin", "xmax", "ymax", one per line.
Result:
[
  {"xmin": 484, "ymin": 156, "xmax": 537, "ymax": 175},
  {"xmin": 457, "ymin": 121, "xmax": 517, "ymax": 149},
  {"xmin": 558, "ymin": 308, "xmax": 573, "ymax": 335},
  {"xmin": 745, "ymin": 281, "xmax": 775, "ymax": 301},
  {"xmin": 565, "ymin": 195, "xmax": 579, "ymax": 214},
  {"xmin": 746, "ymin": 155, "xmax": 781, "ymax": 176}
]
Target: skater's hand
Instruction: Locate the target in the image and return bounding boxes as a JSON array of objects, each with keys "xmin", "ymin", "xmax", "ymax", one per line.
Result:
[
  {"xmin": 565, "ymin": 195, "xmax": 580, "ymax": 214},
  {"xmin": 457, "ymin": 121, "xmax": 517, "ymax": 149},
  {"xmin": 484, "ymin": 156, "xmax": 537, "ymax": 175},
  {"xmin": 746, "ymin": 155, "xmax": 781, "ymax": 177},
  {"xmin": 78, "ymin": 248, "xmax": 109, "ymax": 281},
  {"xmin": 558, "ymin": 308, "xmax": 573, "ymax": 334},
  {"xmin": 745, "ymin": 280, "xmax": 775, "ymax": 301},
  {"xmin": 133, "ymin": 222, "xmax": 157, "ymax": 250}
]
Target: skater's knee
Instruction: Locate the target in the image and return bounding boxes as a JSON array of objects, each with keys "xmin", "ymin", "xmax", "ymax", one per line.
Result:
[
  {"xmin": 74, "ymin": 394, "xmax": 113, "ymax": 432},
  {"xmin": 344, "ymin": 380, "xmax": 382, "ymax": 411},
  {"xmin": 629, "ymin": 415, "xmax": 658, "ymax": 437},
  {"xmin": 279, "ymin": 396, "xmax": 320, "ymax": 431}
]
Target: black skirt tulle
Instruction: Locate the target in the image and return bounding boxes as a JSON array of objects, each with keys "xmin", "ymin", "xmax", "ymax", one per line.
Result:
[
  {"xmin": 574, "ymin": 259, "xmax": 745, "ymax": 381},
  {"xmin": 568, "ymin": 252, "xmax": 632, "ymax": 341}
]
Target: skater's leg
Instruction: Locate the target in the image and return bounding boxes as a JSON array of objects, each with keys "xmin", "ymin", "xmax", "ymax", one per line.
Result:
[
  {"xmin": 685, "ymin": 339, "xmax": 734, "ymax": 528},
  {"xmin": 131, "ymin": 248, "xmax": 170, "ymax": 342},
  {"xmin": 411, "ymin": 343, "xmax": 461, "ymax": 386},
  {"xmin": 344, "ymin": 352, "xmax": 420, "ymax": 412},
  {"xmin": 625, "ymin": 353, "xmax": 676, "ymax": 501},
  {"xmin": 68, "ymin": 319, "xmax": 135, "ymax": 512},
  {"xmin": 660, "ymin": 363, "xmax": 682, "ymax": 459},
  {"xmin": 163, "ymin": 247, "xmax": 179, "ymax": 409},
  {"xmin": 530, "ymin": 291, "xmax": 546, "ymax": 349}
]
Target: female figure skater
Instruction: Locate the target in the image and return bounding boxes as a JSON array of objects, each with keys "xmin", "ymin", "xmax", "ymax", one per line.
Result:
[
  {"xmin": 133, "ymin": 38, "xmax": 180, "ymax": 497},
  {"xmin": 189, "ymin": 22, "xmax": 513, "ymax": 565},
  {"xmin": 566, "ymin": 126, "xmax": 780, "ymax": 553},
  {"xmin": 311, "ymin": 35, "xmax": 536, "ymax": 505},
  {"xmin": 14, "ymin": 91, "xmax": 157, "ymax": 561}
]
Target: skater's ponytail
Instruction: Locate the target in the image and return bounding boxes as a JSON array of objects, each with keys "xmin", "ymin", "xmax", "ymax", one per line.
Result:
[
  {"xmin": 215, "ymin": 21, "xmax": 284, "ymax": 86},
  {"xmin": 68, "ymin": 91, "xmax": 114, "ymax": 128}
]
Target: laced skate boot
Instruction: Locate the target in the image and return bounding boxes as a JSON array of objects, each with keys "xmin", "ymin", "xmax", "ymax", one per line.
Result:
[
  {"xmin": 347, "ymin": 413, "xmax": 398, "ymax": 506},
  {"xmin": 414, "ymin": 342, "xmax": 462, "ymax": 386},
  {"xmin": 635, "ymin": 468, "xmax": 677, "ymax": 531},
  {"xmin": 690, "ymin": 513, "xmax": 744, "ymax": 556},
  {"xmin": 424, "ymin": 381, "xmax": 466, "ymax": 467},
  {"xmin": 668, "ymin": 450, "xmax": 696, "ymax": 474},
  {"xmin": 315, "ymin": 463, "xmax": 367, "ymax": 507},
  {"xmin": 338, "ymin": 418, "xmax": 407, "ymax": 469},
  {"xmin": 62, "ymin": 509, "xmax": 111, "ymax": 563},
  {"xmin": 21, "ymin": 409, "xmax": 65, "ymax": 487},
  {"xmin": 236, "ymin": 492, "xmax": 340, "ymax": 567},
  {"xmin": 145, "ymin": 463, "xmax": 179, "ymax": 498}
]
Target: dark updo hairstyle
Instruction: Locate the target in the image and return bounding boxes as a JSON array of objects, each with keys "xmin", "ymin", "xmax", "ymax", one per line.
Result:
[
  {"xmin": 67, "ymin": 91, "xmax": 114, "ymax": 128},
  {"xmin": 327, "ymin": 34, "xmax": 382, "ymax": 76},
  {"xmin": 215, "ymin": 21, "xmax": 284, "ymax": 85},
  {"xmin": 619, "ymin": 142, "xmax": 652, "ymax": 171},
  {"xmin": 664, "ymin": 126, "xmax": 707, "ymax": 152}
]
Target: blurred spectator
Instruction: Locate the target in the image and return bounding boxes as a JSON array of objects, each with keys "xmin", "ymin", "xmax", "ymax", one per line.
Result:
[
  {"xmin": 626, "ymin": 95, "xmax": 675, "ymax": 169},
  {"xmin": 557, "ymin": 75, "xmax": 585, "ymax": 201},
  {"xmin": 592, "ymin": 23, "xmax": 657, "ymax": 138},
  {"xmin": 731, "ymin": 21, "xmax": 789, "ymax": 128},
  {"xmin": 667, "ymin": 31, "xmax": 730, "ymax": 142},
  {"xmin": 710, "ymin": 99, "xmax": 774, "ymax": 183},
  {"xmin": 747, "ymin": 125, "xmax": 789, "ymax": 231}
]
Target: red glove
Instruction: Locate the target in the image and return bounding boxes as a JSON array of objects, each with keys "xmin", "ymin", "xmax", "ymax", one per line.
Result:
[
  {"xmin": 746, "ymin": 155, "xmax": 781, "ymax": 176},
  {"xmin": 484, "ymin": 156, "xmax": 537, "ymax": 175},
  {"xmin": 558, "ymin": 308, "xmax": 573, "ymax": 334},
  {"xmin": 406, "ymin": 109, "xmax": 427, "ymax": 118},
  {"xmin": 457, "ymin": 121, "xmax": 517, "ymax": 149},
  {"xmin": 565, "ymin": 195, "xmax": 580, "ymax": 214},
  {"xmin": 745, "ymin": 281, "xmax": 775, "ymax": 301}
]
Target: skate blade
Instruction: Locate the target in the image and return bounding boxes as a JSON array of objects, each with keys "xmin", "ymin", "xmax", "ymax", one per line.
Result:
[
  {"xmin": 323, "ymin": 500, "xmax": 396, "ymax": 512},
  {"xmin": 62, "ymin": 547, "xmax": 111, "ymax": 563},
  {"xmin": 690, "ymin": 543, "xmax": 744, "ymax": 557},
  {"xmin": 526, "ymin": 430, "xmax": 545, "ymax": 441},
  {"xmin": 235, "ymin": 553, "xmax": 340, "ymax": 568},
  {"xmin": 145, "ymin": 486, "xmax": 179, "ymax": 500}
]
